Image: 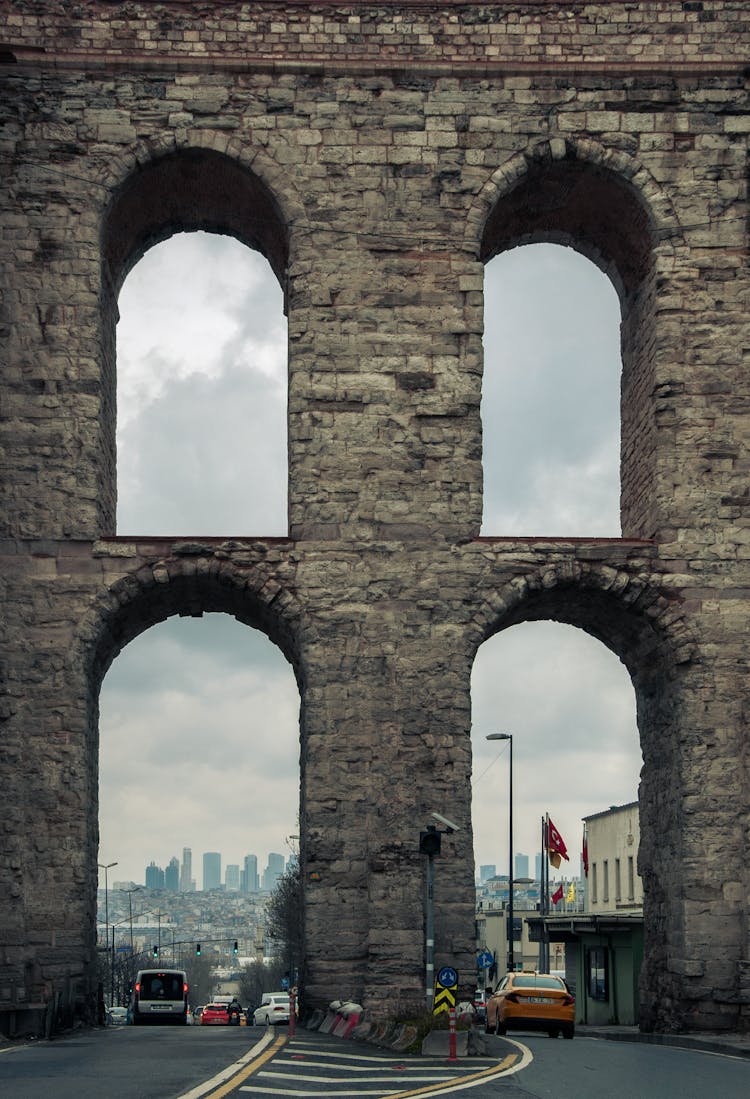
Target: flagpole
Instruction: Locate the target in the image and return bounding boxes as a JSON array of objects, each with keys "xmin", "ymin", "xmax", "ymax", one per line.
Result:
[
  {"xmin": 544, "ymin": 814, "xmax": 550, "ymax": 972},
  {"xmin": 539, "ymin": 815, "xmax": 545, "ymax": 972}
]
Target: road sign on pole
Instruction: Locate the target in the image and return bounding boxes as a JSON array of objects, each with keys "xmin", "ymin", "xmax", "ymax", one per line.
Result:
[{"xmin": 433, "ymin": 966, "xmax": 458, "ymax": 1015}]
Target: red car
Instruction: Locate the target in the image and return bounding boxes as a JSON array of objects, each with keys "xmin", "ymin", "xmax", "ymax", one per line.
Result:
[{"xmin": 200, "ymin": 1003, "xmax": 229, "ymax": 1026}]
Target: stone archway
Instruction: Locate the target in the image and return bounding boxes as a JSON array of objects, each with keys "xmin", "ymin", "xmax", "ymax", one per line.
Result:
[
  {"xmin": 72, "ymin": 547, "xmax": 307, "ymax": 1011},
  {"xmin": 469, "ymin": 137, "xmax": 683, "ymax": 542},
  {"xmin": 96, "ymin": 144, "xmax": 296, "ymax": 536},
  {"xmin": 467, "ymin": 554, "xmax": 699, "ymax": 1030}
]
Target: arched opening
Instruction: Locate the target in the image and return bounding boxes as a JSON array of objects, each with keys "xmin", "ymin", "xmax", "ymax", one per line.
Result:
[
  {"xmin": 479, "ymin": 148, "xmax": 659, "ymax": 539},
  {"xmin": 90, "ymin": 564, "xmax": 304, "ymax": 1009},
  {"xmin": 471, "ymin": 619, "xmax": 643, "ymax": 1017},
  {"xmin": 100, "ymin": 148, "xmax": 290, "ymax": 536},
  {"xmin": 116, "ymin": 231, "xmax": 287, "ymax": 534},
  {"xmin": 98, "ymin": 613, "xmax": 299, "ymax": 887},
  {"xmin": 481, "ymin": 244, "xmax": 621, "ymax": 535},
  {"xmin": 472, "ymin": 621, "xmax": 642, "ymax": 876}
]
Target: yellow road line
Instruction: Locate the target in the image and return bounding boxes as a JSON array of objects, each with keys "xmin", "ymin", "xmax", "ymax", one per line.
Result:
[
  {"xmin": 382, "ymin": 1052, "xmax": 520, "ymax": 1098},
  {"xmin": 199, "ymin": 1032, "xmax": 288, "ymax": 1099}
]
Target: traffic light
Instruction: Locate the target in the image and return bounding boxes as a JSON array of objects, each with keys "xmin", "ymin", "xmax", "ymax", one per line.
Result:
[
  {"xmin": 233, "ymin": 941, "xmax": 239, "ymax": 955},
  {"xmin": 419, "ymin": 825, "xmax": 441, "ymax": 857},
  {"xmin": 152, "ymin": 944, "xmax": 158, "ymax": 958},
  {"xmin": 196, "ymin": 943, "xmax": 201, "ymax": 957}
]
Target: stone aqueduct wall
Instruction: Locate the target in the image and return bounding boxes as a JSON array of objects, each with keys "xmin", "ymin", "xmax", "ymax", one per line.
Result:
[{"xmin": 0, "ymin": 1, "xmax": 748, "ymax": 1032}]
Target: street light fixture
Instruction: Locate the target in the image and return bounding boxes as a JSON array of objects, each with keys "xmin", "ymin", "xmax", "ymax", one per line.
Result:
[
  {"xmin": 486, "ymin": 733, "xmax": 514, "ymax": 973},
  {"xmin": 98, "ymin": 861, "xmax": 118, "ymax": 1007}
]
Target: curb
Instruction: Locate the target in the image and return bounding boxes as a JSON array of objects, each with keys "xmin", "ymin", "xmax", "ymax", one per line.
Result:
[{"xmin": 579, "ymin": 1026, "xmax": 750, "ymax": 1060}]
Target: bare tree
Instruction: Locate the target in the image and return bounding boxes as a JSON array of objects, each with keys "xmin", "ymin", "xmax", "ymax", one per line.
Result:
[{"xmin": 264, "ymin": 859, "xmax": 303, "ymax": 988}]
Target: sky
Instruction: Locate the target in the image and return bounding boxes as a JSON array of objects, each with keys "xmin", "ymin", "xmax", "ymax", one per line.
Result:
[{"xmin": 99, "ymin": 233, "xmax": 643, "ymax": 891}]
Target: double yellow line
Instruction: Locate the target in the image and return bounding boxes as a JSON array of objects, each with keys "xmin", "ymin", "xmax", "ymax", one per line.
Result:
[{"xmin": 193, "ymin": 1032, "xmax": 287, "ymax": 1099}]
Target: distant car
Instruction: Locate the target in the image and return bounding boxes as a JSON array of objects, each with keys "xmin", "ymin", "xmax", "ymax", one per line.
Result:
[
  {"xmin": 107, "ymin": 1006, "xmax": 129, "ymax": 1026},
  {"xmin": 252, "ymin": 993, "xmax": 290, "ymax": 1026},
  {"xmin": 200, "ymin": 1003, "xmax": 230, "ymax": 1026},
  {"xmin": 131, "ymin": 968, "xmax": 189, "ymax": 1026},
  {"xmin": 486, "ymin": 972, "xmax": 575, "ymax": 1039}
]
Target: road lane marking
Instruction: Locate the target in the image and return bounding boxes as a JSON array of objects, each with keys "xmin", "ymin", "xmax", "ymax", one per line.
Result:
[
  {"xmin": 238, "ymin": 1043, "xmax": 529, "ymax": 1098},
  {"xmin": 175, "ymin": 1030, "xmax": 286, "ymax": 1099}
]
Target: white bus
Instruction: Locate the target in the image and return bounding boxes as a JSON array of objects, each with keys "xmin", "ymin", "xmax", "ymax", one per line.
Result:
[{"xmin": 132, "ymin": 969, "xmax": 189, "ymax": 1025}]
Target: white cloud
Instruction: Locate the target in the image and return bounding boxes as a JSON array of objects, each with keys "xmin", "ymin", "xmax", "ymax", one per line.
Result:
[{"xmin": 481, "ymin": 243, "xmax": 621, "ymax": 536}]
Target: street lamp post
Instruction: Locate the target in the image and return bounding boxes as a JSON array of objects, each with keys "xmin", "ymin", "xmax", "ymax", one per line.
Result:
[
  {"xmin": 123, "ymin": 886, "xmax": 141, "ymax": 956},
  {"xmin": 486, "ymin": 733, "xmax": 514, "ymax": 973},
  {"xmin": 98, "ymin": 861, "xmax": 118, "ymax": 1007}
]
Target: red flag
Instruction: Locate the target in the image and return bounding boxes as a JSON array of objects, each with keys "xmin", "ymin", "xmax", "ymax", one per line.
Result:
[
  {"xmin": 547, "ymin": 816, "xmax": 569, "ymax": 869},
  {"xmin": 582, "ymin": 826, "xmax": 589, "ymax": 878},
  {"xmin": 551, "ymin": 883, "xmax": 564, "ymax": 906}
]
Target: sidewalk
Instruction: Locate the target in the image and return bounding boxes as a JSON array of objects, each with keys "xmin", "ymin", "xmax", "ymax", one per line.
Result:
[{"xmin": 577, "ymin": 1024, "xmax": 750, "ymax": 1060}]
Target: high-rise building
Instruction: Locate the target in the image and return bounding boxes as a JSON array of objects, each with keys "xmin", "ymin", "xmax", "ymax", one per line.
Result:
[
  {"xmin": 535, "ymin": 853, "xmax": 542, "ymax": 881},
  {"xmin": 241, "ymin": 854, "xmax": 259, "ymax": 893},
  {"xmin": 180, "ymin": 847, "xmax": 192, "ymax": 892},
  {"xmin": 262, "ymin": 852, "xmax": 284, "ymax": 891},
  {"xmin": 479, "ymin": 864, "xmax": 496, "ymax": 883},
  {"xmin": 203, "ymin": 852, "xmax": 221, "ymax": 891},
  {"xmin": 515, "ymin": 853, "xmax": 529, "ymax": 879},
  {"xmin": 145, "ymin": 861, "xmax": 164, "ymax": 889},
  {"xmin": 225, "ymin": 864, "xmax": 240, "ymax": 891},
  {"xmin": 165, "ymin": 856, "xmax": 179, "ymax": 891}
]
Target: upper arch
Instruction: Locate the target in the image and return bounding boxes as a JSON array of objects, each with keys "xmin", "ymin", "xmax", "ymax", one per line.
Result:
[
  {"xmin": 76, "ymin": 551, "xmax": 310, "ymax": 699},
  {"xmin": 466, "ymin": 137, "xmax": 683, "ymax": 305},
  {"xmin": 99, "ymin": 134, "xmax": 307, "ymax": 295},
  {"xmin": 466, "ymin": 557, "xmax": 696, "ymax": 688},
  {"xmin": 103, "ymin": 147, "xmax": 286, "ymax": 295}
]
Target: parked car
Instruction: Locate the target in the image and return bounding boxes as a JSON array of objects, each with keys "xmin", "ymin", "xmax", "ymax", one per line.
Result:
[
  {"xmin": 107, "ymin": 1006, "xmax": 129, "ymax": 1026},
  {"xmin": 200, "ymin": 1003, "xmax": 230, "ymax": 1026},
  {"xmin": 485, "ymin": 972, "xmax": 575, "ymax": 1039},
  {"xmin": 252, "ymin": 993, "xmax": 290, "ymax": 1026},
  {"xmin": 473, "ymin": 989, "xmax": 487, "ymax": 1022}
]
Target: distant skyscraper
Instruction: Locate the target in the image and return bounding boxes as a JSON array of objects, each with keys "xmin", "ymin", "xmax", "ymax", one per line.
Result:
[
  {"xmin": 515, "ymin": 853, "xmax": 529, "ymax": 879},
  {"xmin": 262, "ymin": 852, "xmax": 284, "ymax": 891},
  {"xmin": 145, "ymin": 861, "xmax": 164, "ymax": 889},
  {"xmin": 225, "ymin": 864, "xmax": 240, "ymax": 891},
  {"xmin": 535, "ymin": 853, "xmax": 542, "ymax": 881},
  {"xmin": 479, "ymin": 864, "xmax": 496, "ymax": 883},
  {"xmin": 180, "ymin": 847, "xmax": 192, "ymax": 892},
  {"xmin": 242, "ymin": 854, "xmax": 259, "ymax": 893},
  {"xmin": 165, "ymin": 856, "xmax": 179, "ymax": 891},
  {"xmin": 203, "ymin": 852, "xmax": 222, "ymax": 891}
]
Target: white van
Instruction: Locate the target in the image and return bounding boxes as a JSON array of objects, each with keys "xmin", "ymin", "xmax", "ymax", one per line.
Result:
[{"xmin": 132, "ymin": 969, "xmax": 189, "ymax": 1025}]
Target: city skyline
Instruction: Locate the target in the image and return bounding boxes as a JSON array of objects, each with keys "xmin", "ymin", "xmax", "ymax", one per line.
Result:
[{"xmin": 119, "ymin": 846, "xmax": 293, "ymax": 892}]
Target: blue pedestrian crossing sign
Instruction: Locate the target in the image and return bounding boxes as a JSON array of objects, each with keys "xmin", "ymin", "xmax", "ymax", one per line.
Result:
[{"xmin": 433, "ymin": 966, "xmax": 458, "ymax": 1015}]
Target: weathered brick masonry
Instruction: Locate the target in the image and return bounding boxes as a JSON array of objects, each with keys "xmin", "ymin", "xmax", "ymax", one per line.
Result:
[{"xmin": 0, "ymin": 1, "xmax": 748, "ymax": 1033}]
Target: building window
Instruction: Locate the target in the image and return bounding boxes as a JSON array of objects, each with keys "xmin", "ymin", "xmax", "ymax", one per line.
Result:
[
  {"xmin": 587, "ymin": 946, "xmax": 609, "ymax": 1002},
  {"xmin": 628, "ymin": 856, "xmax": 635, "ymax": 901},
  {"xmin": 592, "ymin": 863, "xmax": 598, "ymax": 905},
  {"xmin": 615, "ymin": 858, "xmax": 621, "ymax": 902},
  {"xmin": 603, "ymin": 859, "xmax": 609, "ymax": 903}
]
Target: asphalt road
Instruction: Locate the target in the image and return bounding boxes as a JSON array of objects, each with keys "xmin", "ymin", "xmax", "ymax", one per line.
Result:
[{"xmin": 0, "ymin": 1024, "xmax": 747, "ymax": 1099}]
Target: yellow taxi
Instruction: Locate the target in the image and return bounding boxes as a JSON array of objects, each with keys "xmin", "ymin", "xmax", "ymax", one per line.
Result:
[{"xmin": 485, "ymin": 971, "xmax": 575, "ymax": 1039}]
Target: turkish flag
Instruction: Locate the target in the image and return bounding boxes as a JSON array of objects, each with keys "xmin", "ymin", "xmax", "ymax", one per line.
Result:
[
  {"xmin": 547, "ymin": 816, "xmax": 570, "ymax": 868},
  {"xmin": 551, "ymin": 883, "xmax": 564, "ymax": 905}
]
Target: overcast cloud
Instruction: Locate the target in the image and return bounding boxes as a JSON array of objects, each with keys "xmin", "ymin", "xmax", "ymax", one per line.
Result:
[{"xmin": 99, "ymin": 233, "xmax": 642, "ymax": 889}]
